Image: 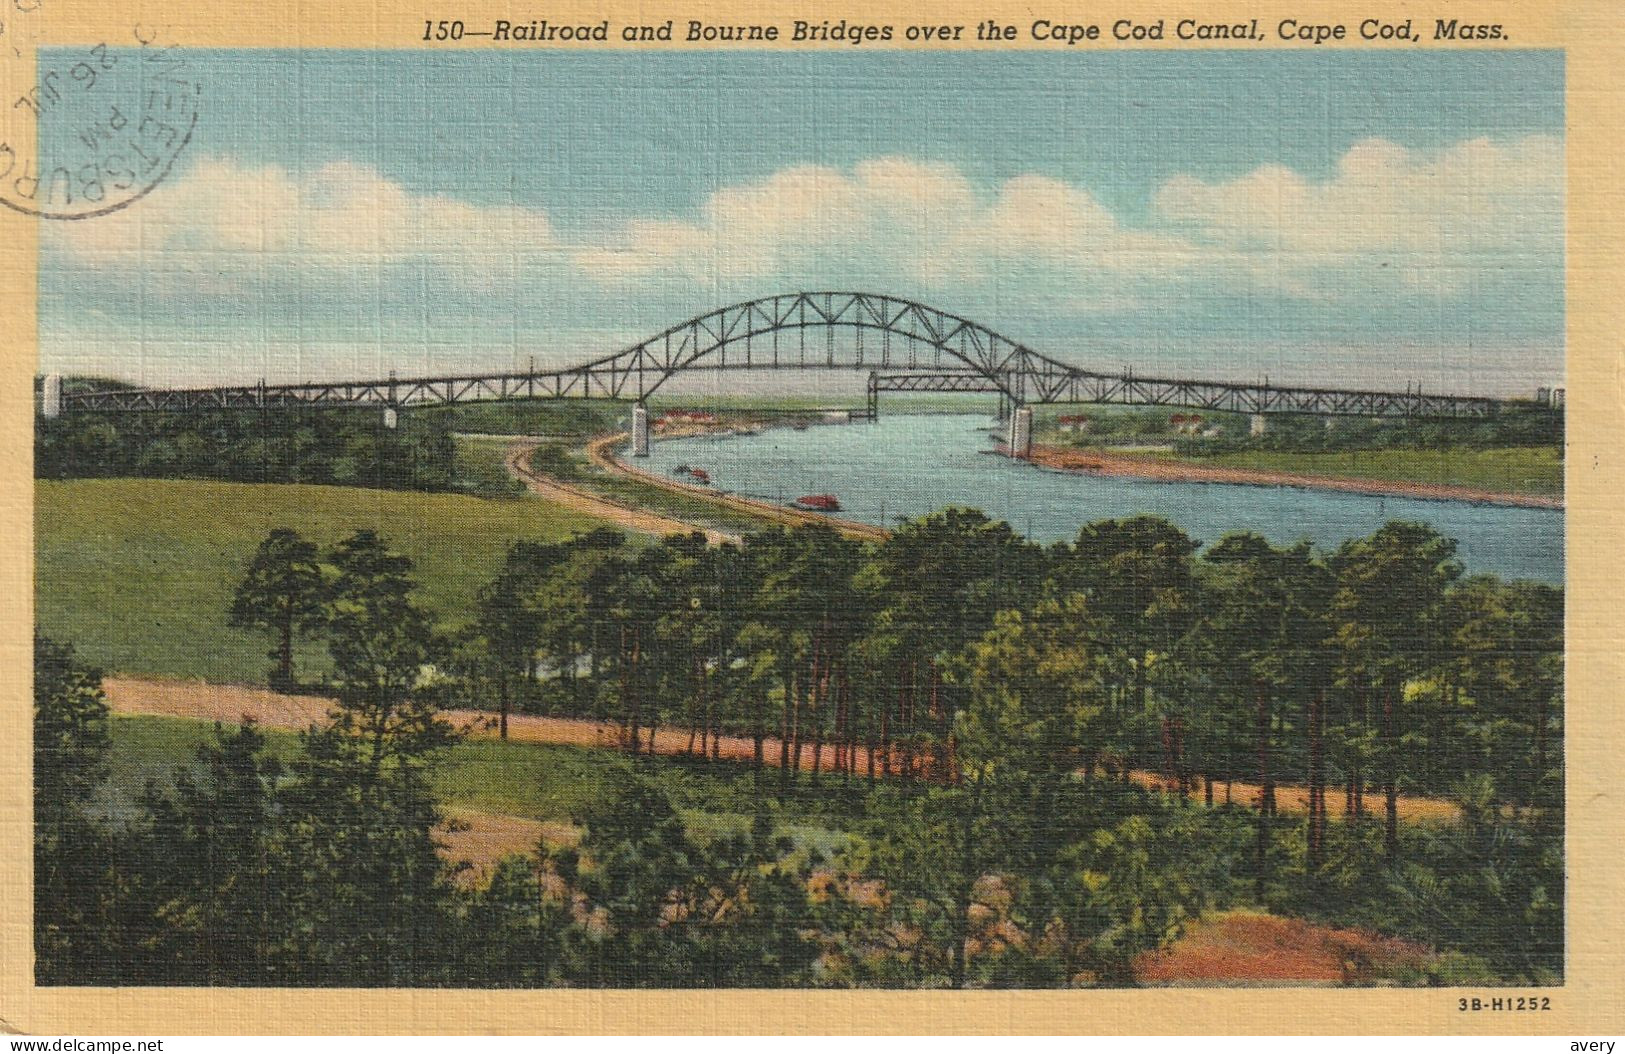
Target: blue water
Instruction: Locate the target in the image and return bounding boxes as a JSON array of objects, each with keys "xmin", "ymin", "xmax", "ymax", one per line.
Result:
[{"xmin": 642, "ymin": 414, "xmax": 1563, "ymax": 583}]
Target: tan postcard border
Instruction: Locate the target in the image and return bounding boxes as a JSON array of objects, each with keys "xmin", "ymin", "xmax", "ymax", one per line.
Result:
[{"xmin": 1, "ymin": 0, "xmax": 1619, "ymax": 1035}]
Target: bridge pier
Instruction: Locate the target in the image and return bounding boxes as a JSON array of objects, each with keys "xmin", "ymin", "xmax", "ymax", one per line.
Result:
[
  {"xmin": 41, "ymin": 373, "xmax": 62, "ymax": 419},
  {"xmin": 632, "ymin": 403, "xmax": 650, "ymax": 457},
  {"xmin": 1006, "ymin": 406, "xmax": 1033, "ymax": 457},
  {"xmin": 1250, "ymin": 413, "xmax": 1268, "ymax": 436},
  {"xmin": 382, "ymin": 407, "xmax": 398, "ymax": 429}
]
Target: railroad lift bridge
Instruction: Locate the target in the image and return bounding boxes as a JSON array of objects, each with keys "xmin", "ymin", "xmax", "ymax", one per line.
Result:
[{"xmin": 39, "ymin": 292, "xmax": 1556, "ymax": 458}]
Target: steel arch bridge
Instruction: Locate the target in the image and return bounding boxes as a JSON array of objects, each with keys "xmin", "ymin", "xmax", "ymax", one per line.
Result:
[{"xmin": 50, "ymin": 291, "xmax": 1529, "ymax": 419}]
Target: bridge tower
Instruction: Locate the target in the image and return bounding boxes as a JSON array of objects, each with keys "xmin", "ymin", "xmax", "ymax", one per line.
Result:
[
  {"xmin": 384, "ymin": 370, "xmax": 399, "ymax": 429},
  {"xmin": 1006, "ymin": 405, "xmax": 1033, "ymax": 457},
  {"xmin": 632, "ymin": 403, "xmax": 651, "ymax": 457},
  {"xmin": 40, "ymin": 374, "xmax": 62, "ymax": 419}
]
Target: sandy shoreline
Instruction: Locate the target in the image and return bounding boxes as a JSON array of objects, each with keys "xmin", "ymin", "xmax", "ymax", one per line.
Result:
[{"xmin": 1024, "ymin": 443, "xmax": 1563, "ymax": 510}]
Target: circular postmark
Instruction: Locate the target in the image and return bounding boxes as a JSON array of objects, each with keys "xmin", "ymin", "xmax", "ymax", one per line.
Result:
[
  {"xmin": 1, "ymin": 0, "xmax": 47, "ymax": 62},
  {"xmin": 0, "ymin": 22, "xmax": 199, "ymax": 219}
]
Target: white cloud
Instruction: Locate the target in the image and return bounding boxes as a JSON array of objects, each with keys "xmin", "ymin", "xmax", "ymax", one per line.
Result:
[
  {"xmin": 573, "ymin": 158, "xmax": 1205, "ymax": 304},
  {"xmin": 49, "ymin": 157, "xmax": 560, "ymax": 290},
  {"xmin": 576, "ymin": 159, "xmax": 970, "ymax": 280},
  {"xmin": 47, "ymin": 138, "xmax": 1562, "ymax": 316},
  {"xmin": 1152, "ymin": 136, "xmax": 1562, "ymax": 291},
  {"xmin": 575, "ymin": 139, "xmax": 1560, "ymax": 304}
]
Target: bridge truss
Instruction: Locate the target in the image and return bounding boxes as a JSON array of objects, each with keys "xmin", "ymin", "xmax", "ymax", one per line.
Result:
[{"xmin": 54, "ymin": 292, "xmax": 1531, "ymax": 420}]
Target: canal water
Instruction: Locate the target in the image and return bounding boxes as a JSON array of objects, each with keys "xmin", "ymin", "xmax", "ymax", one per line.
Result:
[{"xmin": 642, "ymin": 414, "xmax": 1563, "ymax": 583}]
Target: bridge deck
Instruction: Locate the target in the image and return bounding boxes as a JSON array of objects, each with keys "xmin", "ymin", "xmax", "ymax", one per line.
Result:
[{"xmin": 47, "ymin": 292, "xmax": 1547, "ymax": 421}]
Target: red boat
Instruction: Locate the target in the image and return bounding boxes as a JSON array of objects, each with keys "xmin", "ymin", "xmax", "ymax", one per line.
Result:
[
  {"xmin": 792, "ymin": 494, "xmax": 841, "ymax": 512},
  {"xmin": 687, "ymin": 468, "xmax": 710, "ymax": 484}
]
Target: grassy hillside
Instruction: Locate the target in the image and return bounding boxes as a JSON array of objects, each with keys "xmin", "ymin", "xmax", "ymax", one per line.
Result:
[
  {"xmin": 37, "ymin": 478, "xmax": 605, "ymax": 683},
  {"xmin": 451, "ymin": 435, "xmax": 528, "ymax": 498}
]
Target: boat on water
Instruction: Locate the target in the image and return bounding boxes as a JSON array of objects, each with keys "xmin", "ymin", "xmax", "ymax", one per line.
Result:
[
  {"xmin": 670, "ymin": 465, "xmax": 712, "ymax": 485},
  {"xmin": 792, "ymin": 493, "xmax": 841, "ymax": 512}
]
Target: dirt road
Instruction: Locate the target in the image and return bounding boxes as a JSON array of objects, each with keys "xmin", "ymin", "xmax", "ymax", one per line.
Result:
[
  {"xmin": 103, "ymin": 676, "xmax": 1461, "ymax": 822},
  {"xmin": 503, "ymin": 439, "xmax": 740, "ymax": 545}
]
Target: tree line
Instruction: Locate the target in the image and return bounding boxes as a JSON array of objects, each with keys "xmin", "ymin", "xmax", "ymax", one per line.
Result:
[
  {"xmin": 36, "ymin": 510, "xmax": 1562, "ymax": 986},
  {"xmin": 364, "ymin": 511, "xmax": 1556, "ymax": 825},
  {"xmin": 35, "ymin": 407, "xmax": 519, "ymax": 497},
  {"xmin": 237, "ymin": 512, "xmax": 1562, "ymax": 865}
]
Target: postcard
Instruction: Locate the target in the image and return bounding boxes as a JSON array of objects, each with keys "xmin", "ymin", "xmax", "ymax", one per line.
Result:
[{"xmin": 3, "ymin": 0, "xmax": 1621, "ymax": 1036}]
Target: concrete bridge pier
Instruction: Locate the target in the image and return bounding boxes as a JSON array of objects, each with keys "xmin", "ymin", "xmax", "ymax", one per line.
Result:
[
  {"xmin": 1250, "ymin": 413, "xmax": 1268, "ymax": 436},
  {"xmin": 1007, "ymin": 406, "xmax": 1033, "ymax": 457},
  {"xmin": 41, "ymin": 373, "xmax": 62, "ymax": 419},
  {"xmin": 632, "ymin": 403, "xmax": 650, "ymax": 457},
  {"xmin": 382, "ymin": 407, "xmax": 399, "ymax": 429}
]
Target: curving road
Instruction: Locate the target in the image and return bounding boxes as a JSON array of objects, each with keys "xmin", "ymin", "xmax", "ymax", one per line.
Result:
[
  {"xmin": 502, "ymin": 437, "xmax": 740, "ymax": 545},
  {"xmin": 502, "ymin": 430, "xmax": 890, "ymax": 545}
]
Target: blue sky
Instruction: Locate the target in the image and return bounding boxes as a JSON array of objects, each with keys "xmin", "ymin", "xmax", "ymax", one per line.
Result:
[{"xmin": 41, "ymin": 49, "xmax": 1564, "ymax": 394}]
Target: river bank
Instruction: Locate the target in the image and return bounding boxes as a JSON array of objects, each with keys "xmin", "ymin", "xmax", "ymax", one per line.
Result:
[
  {"xmin": 1023, "ymin": 442, "xmax": 1563, "ymax": 510},
  {"xmin": 512, "ymin": 414, "xmax": 1558, "ymax": 580},
  {"xmin": 584, "ymin": 431, "xmax": 891, "ymax": 542}
]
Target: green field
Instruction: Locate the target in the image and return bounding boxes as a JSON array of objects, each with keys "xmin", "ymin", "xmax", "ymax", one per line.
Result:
[
  {"xmin": 1189, "ymin": 446, "xmax": 1563, "ymax": 498},
  {"xmin": 108, "ymin": 714, "xmax": 853, "ymax": 855},
  {"xmin": 451, "ymin": 435, "xmax": 528, "ymax": 498},
  {"xmin": 37, "ymin": 478, "xmax": 606, "ymax": 683}
]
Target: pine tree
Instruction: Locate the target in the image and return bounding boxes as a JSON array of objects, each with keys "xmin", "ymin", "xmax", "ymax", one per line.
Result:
[{"xmin": 229, "ymin": 528, "xmax": 325, "ymax": 691}]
